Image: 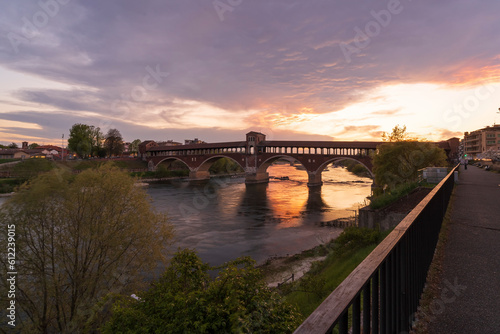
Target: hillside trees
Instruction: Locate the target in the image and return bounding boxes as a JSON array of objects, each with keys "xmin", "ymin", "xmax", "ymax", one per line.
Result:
[{"xmin": 0, "ymin": 164, "xmax": 172, "ymax": 332}]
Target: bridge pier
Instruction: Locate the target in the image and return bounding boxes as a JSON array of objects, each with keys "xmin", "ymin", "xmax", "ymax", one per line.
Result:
[
  {"xmin": 307, "ymin": 171, "xmax": 323, "ymax": 187},
  {"xmin": 189, "ymin": 170, "xmax": 210, "ymax": 181},
  {"xmin": 245, "ymin": 172, "xmax": 269, "ymax": 185}
]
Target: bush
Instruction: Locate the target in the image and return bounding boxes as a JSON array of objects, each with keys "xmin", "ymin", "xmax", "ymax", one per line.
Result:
[
  {"xmin": 103, "ymin": 249, "xmax": 301, "ymax": 333},
  {"xmin": 370, "ymin": 182, "xmax": 419, "ymax": 209},
  {"xmin": 0, "ymin": 178, "xmax": 24, "ymax": 193},
  {"xmin": 333, "ymin": 226, "xmax": 383, "ymax": 254},
  {"xmin": 0, "ymin": 164, "xmax": 172, "ymax": 332}
]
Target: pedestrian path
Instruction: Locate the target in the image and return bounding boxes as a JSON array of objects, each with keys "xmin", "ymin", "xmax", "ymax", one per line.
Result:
[{"xmin": 427, "ymin": 165, "xmax": 500, "ymax": 334}]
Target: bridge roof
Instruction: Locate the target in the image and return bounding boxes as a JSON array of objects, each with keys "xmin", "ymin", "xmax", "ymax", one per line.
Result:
[
  {"xmin": 260, "ymin": 140, "xmax": 382, "ymax": 149},
  {"xmin": 148, "ymin": 141, "xmax": 247, "ymax": 151}
]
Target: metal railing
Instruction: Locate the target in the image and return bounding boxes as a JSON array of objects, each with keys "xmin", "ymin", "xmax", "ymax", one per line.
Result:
[{"xmin": 294, "ymin": 165, "xmax": 459, "ymax": 334}]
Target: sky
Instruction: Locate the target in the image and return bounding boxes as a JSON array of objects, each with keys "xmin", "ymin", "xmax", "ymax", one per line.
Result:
[{"xmin": 0, "ymin": 0, "xmax": 499, "ymax": 146}]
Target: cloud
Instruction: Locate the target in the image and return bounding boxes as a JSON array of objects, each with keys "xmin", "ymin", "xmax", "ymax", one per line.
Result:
[
  {"xmin": 333, "ymin": 125, "xmax": 381, "ymax": 140},
  {"xmin": 369, "ymin": 109, "xmax": 402, "ymax": 117},
  {"xmin": 0, "ymin": 0, "xmax": 499, "ymax": 144}
]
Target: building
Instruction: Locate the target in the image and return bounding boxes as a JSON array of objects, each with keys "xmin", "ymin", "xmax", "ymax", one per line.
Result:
[
  {"xmin": 184, "ymin": 138, "xmax": 206, "ymax": 145},
  {"xmin": 436, "ymin": 137, "xmax": 460, "ymax": 164},
  {"xmin": 139, "ymin": 140, "xmax": 158, "ymax": 160},
  {"xmin": 157, "ymin": 140, "xmax": 182, "ymax": 146},
  {"xmin": 0, "ymin": 149, "xmax": 30, "ymax": 159},
  {"xmin": 464, "ymin": 124, "xmax": 500, "ymax": 159}
]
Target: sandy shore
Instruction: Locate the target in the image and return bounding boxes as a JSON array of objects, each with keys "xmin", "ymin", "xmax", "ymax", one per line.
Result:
[{"xmin": 261, "ymin": 255, "xmax": 327, "ymax": 287}]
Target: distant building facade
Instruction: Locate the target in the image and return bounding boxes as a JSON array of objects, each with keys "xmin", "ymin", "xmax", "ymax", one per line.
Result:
[
  {"xmin": 0, "ymin": 149, "xmax": 30, "ymax": 159},
  {"xmin": 184, "ymin": 138, "xmax": 206, "ymax": 145},
  {"xmin": 464, "ymin": 124, "xmax": 500, "ymax": 159}
]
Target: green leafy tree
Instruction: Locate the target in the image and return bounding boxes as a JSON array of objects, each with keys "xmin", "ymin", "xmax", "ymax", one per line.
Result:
[
  {"xmin": 7, "ymin": 142, "xmax": 18, "ymax": 148},
  {"xmin": 90, "ymin": 126, "xmax": 105, "ymax": 156},
  {"xmin": 0, "ymin": 164, "xmax": 172, "ymax": 333},
  {"xmin": 373, "ymin": 140, "xmax": 447, "ymax": 191},
  {"xmin": 67, "ymin": 123, "xmax": 104, "ymax": 158},
  {"xmin": 28, "ymin": 143, "xmax": 40, "ymax": 149},
  {"xmin": 381, "ymin": 124, "xmax": 419, "ymax": 142},
  {"xmin": 103, "ymin": 249, "xmax": 302, "ymax": 333},
  {"xmin": 129, "ymin": 139, "xmax": 141, "ymax": 155},
  {"xmin": 104, "ymin": 128, "xmax": 125, "ymax": 157}
]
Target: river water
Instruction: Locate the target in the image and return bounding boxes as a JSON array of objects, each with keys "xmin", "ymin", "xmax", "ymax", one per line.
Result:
[
  {"xmin": 147, "ymin": 163, "xmax": 372, "ymax": 266},
  {"xmin": 0, "ymin": 163, "xmax": 372, "ymax": 266}
]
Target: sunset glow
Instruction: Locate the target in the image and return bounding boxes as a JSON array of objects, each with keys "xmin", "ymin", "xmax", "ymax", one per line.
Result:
[{"xmin": 1, "ymin": 1, "xmax": 499, "ymax": 144}]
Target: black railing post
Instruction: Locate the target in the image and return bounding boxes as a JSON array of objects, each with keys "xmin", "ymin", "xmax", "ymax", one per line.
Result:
[
  {"xmin": 353, "ymin": 294, "xmax": 361, "ymax": 334},
  {"xmin": 339, "ymin": 310, "xmax": 349, "ymax": 334},
  {"xmin": 372, "ymin": 272, "xmax": 379, "ymax": 334},
  {"xmin": 363, "ymin": 283, "xmax": 371, "ymax": 334},
  {"xmin": 292, "ymin": 165, "xmax": 459, "ymax": 334},
  {"xmin": 380, "ymin": 261, "xmax": 387, "ymax": 334}
]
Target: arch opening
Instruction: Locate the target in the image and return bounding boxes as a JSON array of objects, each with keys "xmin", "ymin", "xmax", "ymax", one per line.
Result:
[
  {"xmin": 155, "ymin": 157, "xmax": 190, "ymax": 177},
  {"xmin": 197, "ymin": 155, "xmax": 245, "ymax": 175},
  {"xmin": 315, "ymin": 157, "xmax": 374, "ymax": 179}
]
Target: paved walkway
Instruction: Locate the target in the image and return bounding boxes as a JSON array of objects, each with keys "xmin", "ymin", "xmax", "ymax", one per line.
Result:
[{"xmin": 427, "ymin": 165, "xmax": 500, "ymax": 334}]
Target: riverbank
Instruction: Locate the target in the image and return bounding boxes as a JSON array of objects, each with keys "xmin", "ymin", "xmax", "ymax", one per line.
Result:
[{"xmin": 258, "ymin": 218, "xmax": 353, "ymax": 287}]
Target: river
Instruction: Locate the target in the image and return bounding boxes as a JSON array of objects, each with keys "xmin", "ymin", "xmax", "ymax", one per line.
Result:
[
  {"xmin": 0, "ymin": 163, "xmax": 372, "ymax": 266},
  {"xmin": 147, "ymin": 163, "xmax": 372, "ymax": 266}
]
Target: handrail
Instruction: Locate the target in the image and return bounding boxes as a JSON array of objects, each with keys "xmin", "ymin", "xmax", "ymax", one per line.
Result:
[{"xmin": 294, "ymin": 165, "xmax": 459, "ymax": 334}]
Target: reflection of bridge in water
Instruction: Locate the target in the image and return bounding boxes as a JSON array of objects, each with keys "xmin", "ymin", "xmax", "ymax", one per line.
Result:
[{"xmin": 143, "ymin": 131, "xmax": 379, "ymax": 187}]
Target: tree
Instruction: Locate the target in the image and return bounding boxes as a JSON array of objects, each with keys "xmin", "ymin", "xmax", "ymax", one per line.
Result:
[
  {"xmin": 90, "ymin": 126, "xmax": 105, "ymax": 157},
  {"xmin": 129, "ymin": 139, "xmax": 141, "ymax": 156},
  {"xmin": 103, "ymin": 249, "xmax": 302, "ymax": 333},
  {"xmin": 0, "ymin": 164, "xmax": 172, "ymax": 332},
  {"xmin": 7, "ymin": 142, "xmax": 18, "ymax": 148},
  {"xmin": 28, "ymin": 143, "xmax": 40, "ymax": 149},
  {"xmin": 373, "ymin": 140, "xmax": 448, "ymax": 191},
  {"xmin": 104, "ymin": 128, "xmax": 125, "ymax": 157},
  {"xmin": 381, "ymin": 124, "xmax": 419, "ymax": 142},
  {"xmin": 67, "ymin": 123, "xmax": 104, "ymax": 158}
]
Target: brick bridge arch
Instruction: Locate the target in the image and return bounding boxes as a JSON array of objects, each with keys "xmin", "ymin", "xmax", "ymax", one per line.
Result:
[
  {"xmin": 255, "ymin": 155, "xmax": 374, "ymax": 186},
  {"xmin": 142, "ymin": 131, "xmax": 392, "ymax": 187}
]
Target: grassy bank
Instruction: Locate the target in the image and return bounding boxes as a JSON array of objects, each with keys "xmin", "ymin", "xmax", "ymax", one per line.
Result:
[
  {"xmin": 370, "ymin": 181, "xmax": 420, "ymax": 209},
  {"xmin": 57, "ymin": 159, "xmax": 148, "ymax": 171},
  {"xmin": 0, "ymin": 178, "xmax": 24, "ymax": 193},
  {"xmin": 272, "ymin": 227, "xmax": 391, "ymax": 321},
  {"xmin": 0, "ymin": 159, "xmax": 57, "ymax": 193},
  {"xmin": 336, "ymin": 159, "xmax": 372, "ymax": 178}
]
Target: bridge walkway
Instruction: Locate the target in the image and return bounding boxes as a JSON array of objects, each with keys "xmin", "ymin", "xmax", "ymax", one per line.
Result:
[{"xmin": 426, "ymin": 165, "xmax": 500, "ymax": 333}]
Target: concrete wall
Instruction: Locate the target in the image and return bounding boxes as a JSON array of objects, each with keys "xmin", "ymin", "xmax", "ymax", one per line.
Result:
[
  {"xmin": 423, "ymin": 167, "xmax": 448, "ymax": 183},
  {"xmin": 358, "ymin": 206, "xmax": 407, "ymax": 230}
]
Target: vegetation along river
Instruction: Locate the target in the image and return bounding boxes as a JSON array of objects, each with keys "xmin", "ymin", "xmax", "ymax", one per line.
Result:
[{"xmin": 147, "ymin": 163, "xmax": 372, "ymax": 266}]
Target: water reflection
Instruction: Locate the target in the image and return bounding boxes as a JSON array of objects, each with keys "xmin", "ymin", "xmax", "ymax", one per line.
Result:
[
  {"xmin": 144, "ymin": 164, "xmax": 372, "ymax": 265},
  {"xmin": 304, "ymin": 186, "xmax": 330, "ymax": 213}
]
